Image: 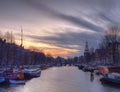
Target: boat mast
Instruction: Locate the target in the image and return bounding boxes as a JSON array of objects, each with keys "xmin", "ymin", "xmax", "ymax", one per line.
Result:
[
  {"xmin": 10, "ymin": 31, "xmax": 12, "ymax": 44},
  {"xmin": 21, "ymin": 27, "xmax": 23, "ymax": 47}
]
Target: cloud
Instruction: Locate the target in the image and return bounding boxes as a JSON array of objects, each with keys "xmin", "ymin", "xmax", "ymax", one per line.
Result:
[
  {"xmin": 98, "ymin": 13, "xmax": 119, "ymax": 26},
  {"xmin": 22, "ymin": 0, "xmax": 104, "ymax": 32},
  {"xmin": 1, "ymin": 0, "xmax": 119, "ymax": 31},
  {"xmin": 25, "ymin": 28, "xmax": 103, "ymax": 55},
  {"xmin": 1, "ymin": 0, "xmax": 120, "ymax": 57}
]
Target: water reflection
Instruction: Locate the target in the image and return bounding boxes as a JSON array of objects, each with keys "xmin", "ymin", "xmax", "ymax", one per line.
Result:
[
  {"xmin": 90, "ymin": 72, "xmax": 94, "ymax": 82},
  {"xmin": 0, "ymin": 66, "xmax": 120, "ymax": 92},
  {"xmin": 0, "ymin": 84, "xmax": 24, "ymax": 92}
]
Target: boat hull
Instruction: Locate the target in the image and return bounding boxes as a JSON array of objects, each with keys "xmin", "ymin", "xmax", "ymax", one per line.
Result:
[
  {"xmin": 0, "ymin": 78, "xmax": 7, "ymax": 85},
  {"xmin": 9, "ymin": 80, "xmax": 25, "ymax": 84},
  {"xmin": 100, "ymin": 77, "xmax": 120, "ymax": 85}
]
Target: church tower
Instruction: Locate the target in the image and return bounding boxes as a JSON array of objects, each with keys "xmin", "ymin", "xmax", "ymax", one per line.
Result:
[
  {"xmin": 84, "ymin": 41, "xmax": 89, "ymax": 63},
  {"xmin": 85, "ymin": 41, "xmax": 89, "ymax": 53}
]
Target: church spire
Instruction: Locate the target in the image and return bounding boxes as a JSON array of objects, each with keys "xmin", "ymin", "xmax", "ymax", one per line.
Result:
[
  {"xmin": 84, "ymin": 41, "xmax": 90, "ymax": 62},
  {"xmin": 85, "ymin": 41, "xmax": 89, "ymax": 52}
]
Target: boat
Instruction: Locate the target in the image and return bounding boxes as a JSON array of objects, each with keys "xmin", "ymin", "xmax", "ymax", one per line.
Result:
[
  {"xmin": 94, "ymin": 70, "xmax": 102, "ymax": 75},
  {"xmin": 108, "ymin": 66, "xmax": 120, "ymax": 73},
  {"xmin": 97, "ymin": 66, "xmax": 109, "ymax": 74},
  {"xmin": 0, "ymin": 77, "xmax": 6, "ymax": 84},
  {"xmin": 40, "ymin": 65, "xmax": 48, "ymax": 70},
  {"xmin": 82, "ymin": 66, "xmax": 95, "ymax": 72},
  {"xmin": 29, "ymin": 70, "xmax": 41, "ymax": 77},
  {"xmin": 100, "ymin": 73, "xmax": 120, "ymax": 85},
  {"xmin": 78, "ymin": 65, "xmax": 84, "ymax": 70},
  {"xmin": 9, "ymin": 79, "xmax": 25, "ymax": 84},
  {"xmin": 3, "ymin": 70, "xmax": 18, "ymax": 80},
  {"xmin": 98, "ymin": 66, "xmax": 120, "ymax": 85},
  {"xmin": 22, "ymin": 68, "xmax": 41, "ymax": 80}
]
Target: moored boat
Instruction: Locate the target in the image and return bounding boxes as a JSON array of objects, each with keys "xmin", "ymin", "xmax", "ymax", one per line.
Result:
[
  {"xmin": 100, "ymin": 73, "xmax": 120, "ymax": 85},
  {"xmin": 0, "ymin": 77, "xmax": 6, "ymax": 84},
  {"xmin": 78, "ymin": 65, "xmax": 84, "ymax": 70},
  {"xmin": 97, "ymin": 66, "xmax": 120, "ymax": 85},
  {"xmin": 22, "ymin": 68, "xmax": 41, "ymax": 80},
  {"xmin": 40, "ymin": 65, "xmax": 48, "ymax": 70},
  {"xmin": 9, "ymin": 79, "xmax": 25, "ymax": 84}
]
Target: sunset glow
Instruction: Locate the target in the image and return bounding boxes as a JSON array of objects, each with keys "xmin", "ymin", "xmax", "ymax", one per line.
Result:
[
  {"xmin": 15, "ymin": 39, "xmax": 78, "ymax": 57},
  {"xmin": 1, "ymin": 0, "xmax": 120, "ymax": 57}
]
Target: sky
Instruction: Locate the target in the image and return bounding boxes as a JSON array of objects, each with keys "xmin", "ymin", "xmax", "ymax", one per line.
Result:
[{"xmin": 0, "ymin": 0, "xmax": 120, "ymax": 57}]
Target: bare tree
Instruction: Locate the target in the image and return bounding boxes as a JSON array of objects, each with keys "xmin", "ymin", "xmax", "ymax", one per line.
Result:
[
  {"xmin": 99, "ymin": 26, "xmax": 120, "ymax": 64},
  {"xmin": 0, "ymin": 31, "xmax": 3, "ymax": 39},
  {"xmin": 4, "ymin": 32, "xmax": 11, "ymax": 43},
  {"xmin": 4, "ymin": 31, "xmax": 15, "ymax": 43}
]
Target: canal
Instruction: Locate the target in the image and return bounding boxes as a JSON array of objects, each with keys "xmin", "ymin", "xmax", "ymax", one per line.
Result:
[{"xmin": 0, "ymin": 66, "xmax": 120, "ymax": 92}]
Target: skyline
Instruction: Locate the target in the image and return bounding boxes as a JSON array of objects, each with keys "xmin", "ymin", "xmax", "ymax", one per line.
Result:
[{"xmin": 0, "ymin": 0, "xmax": 120, "ymax": 57}]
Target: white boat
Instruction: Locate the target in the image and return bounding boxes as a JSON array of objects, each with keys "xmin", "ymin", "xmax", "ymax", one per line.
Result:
[
  {"xmin": 22, "ymin": 68, "xmax": 41, "ymax": 73},
  {"xmin": 9, "ymin": 79, "xmax": 25, "ymax": 84},
  {"xmin": 22, "ymin": 68, "xmax": 41, "ymax": 78}
]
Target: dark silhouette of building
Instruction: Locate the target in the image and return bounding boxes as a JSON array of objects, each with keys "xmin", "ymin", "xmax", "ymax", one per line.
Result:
[
  {"xmin": 84, "ymin": 41, "xmax": 90, "ymax": 63},
  {"xmin": 108, "ymin": 41, "xmax": 120, "ymax": 65}
]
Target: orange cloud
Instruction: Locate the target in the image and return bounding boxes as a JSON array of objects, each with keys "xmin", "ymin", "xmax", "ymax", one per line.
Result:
[
  {"xmin": 15, "ymin": 40, "xmax": 78, "ymax": 57},
  {"xmin": 43, "ymin": 48, "xmax": 78, "ymax": 57}
]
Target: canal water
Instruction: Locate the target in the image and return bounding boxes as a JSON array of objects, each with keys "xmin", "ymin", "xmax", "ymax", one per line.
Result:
[{"xmin": 0, "ymin": 66, "xmax": 120, "ymax": 92}]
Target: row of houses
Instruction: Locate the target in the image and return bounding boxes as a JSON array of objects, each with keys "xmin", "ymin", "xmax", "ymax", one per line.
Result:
[
  {"xmin": 0, "ymin": 38, "xmax": 48, "ymax": 66},
  {"xmin": 84, "ymin": 41, "xmax": 120, "ymax": 66}
]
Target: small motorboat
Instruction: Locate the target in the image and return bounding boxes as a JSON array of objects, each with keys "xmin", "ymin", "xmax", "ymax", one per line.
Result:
[{"xmin": 9, "ymin": 79, "xmax": 25, "ymax": 84}]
